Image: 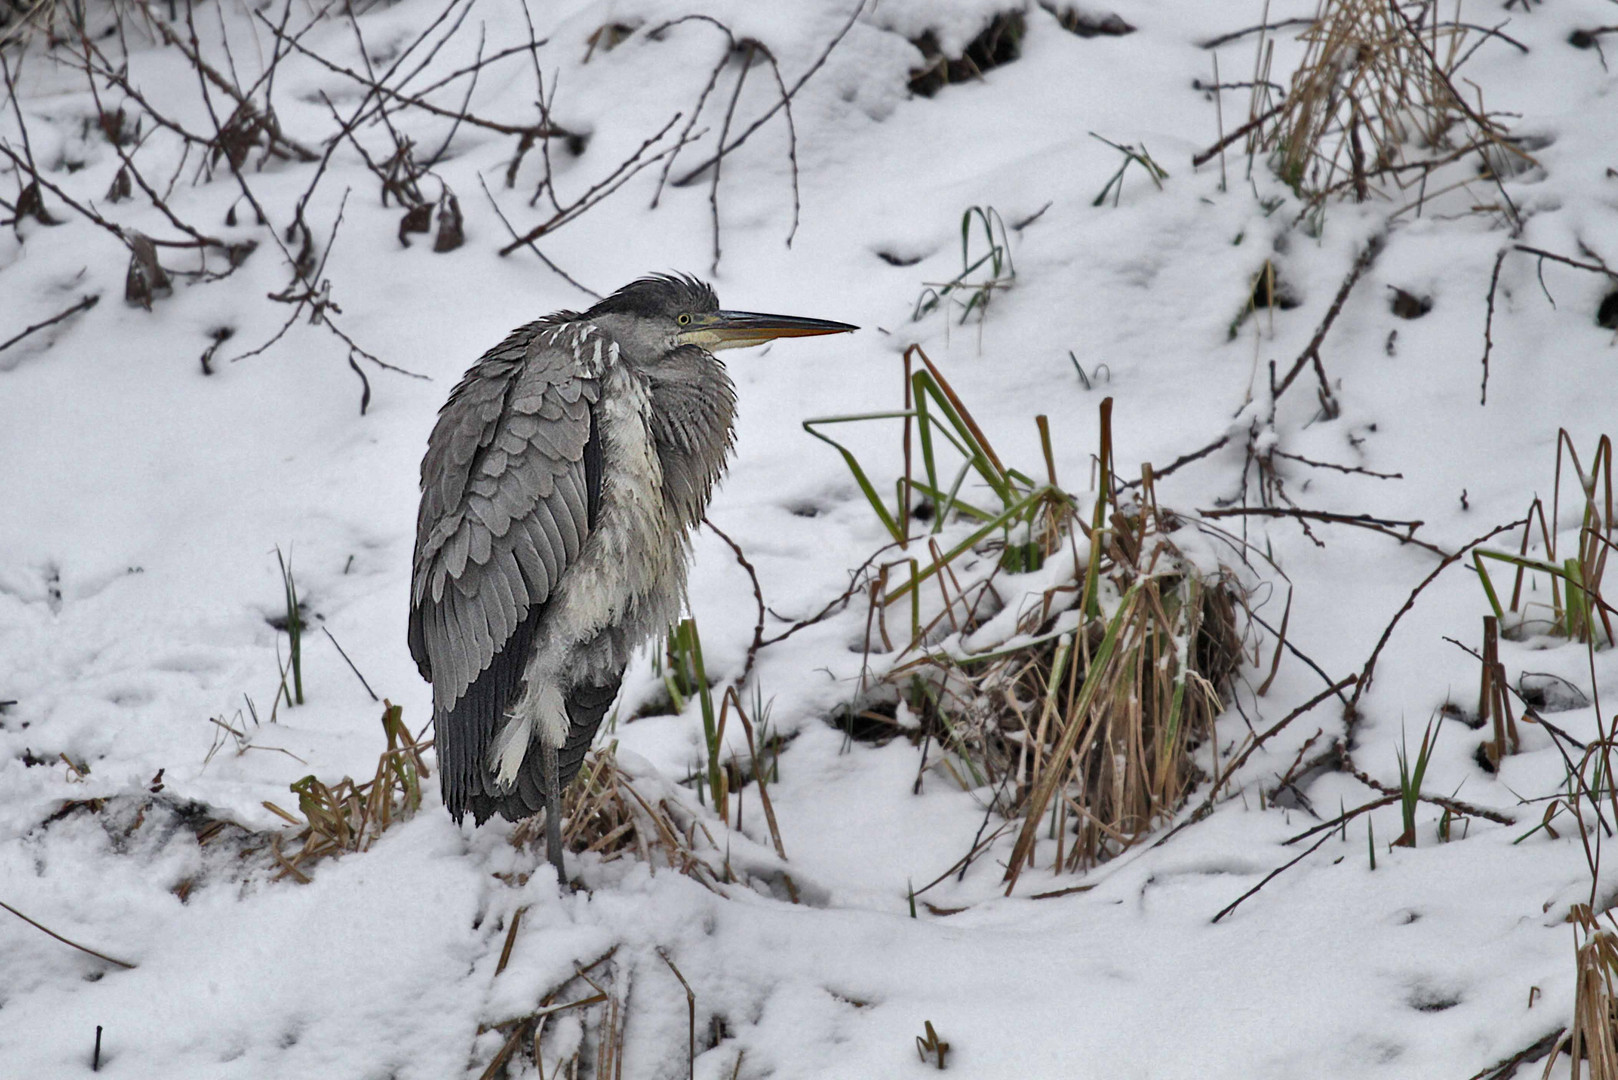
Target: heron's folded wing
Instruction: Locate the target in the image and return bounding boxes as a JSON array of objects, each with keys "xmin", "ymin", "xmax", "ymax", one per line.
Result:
[{"xmin": 408, "ymin": 324, "xmax": 601, "ymax": 713}]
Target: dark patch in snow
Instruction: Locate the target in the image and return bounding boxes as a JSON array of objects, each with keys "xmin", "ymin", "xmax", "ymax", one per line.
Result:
[
  {"xmin": 1597, "ymin": 289, "xmax": 1618, "ymax": 330},
  {"xmin": 877, "ymin": 250, "xmax": 924, "ymax": 267},
  {"xmin": 1388, "ymin": 287, "xmax": 1432, "ymax": 319},
  {"xmin": 37, "ymin": 794, "xmax": 275, "ymax": 899},
  {"xmin": 827, "ymin": 989, "xmax": 874, "ymax": 1009},
  {"xmin": 1250, "ymin": 262, "xmax": 1299, "ymax": 310},
  {"xmin": 1408, "ymin": 986, "xmax": 1462, "ymax": 1012},
  {"xmin": 1568, "ymin": 28, "xmax": 1617, "ymax": 51},
  {"xmin": 266, "ymin": 603, "xmax": 319, "ymax": 633},
  {"xmin": 1041, "ymin": 4, "xmax": 1135, "ymax": 38},
  {"xmin": 829, "ymin": 696, "xmax": 908, "ymax": 746},
  {"xmin": 1518, "ymin": 671, "xmax": 1590, "ymax": 713},
  {"xmin": 399, "ymin": 203, "xmax": 432, "ymax": 247},
  {"xmin": 1439, "ymin": 701, "xmax": 1484, "ymax": 731},
  {"xmin": 907, "ymin": 12, "xmax": 1025, "ymax": 98},
  {"xmin": 585, "ymin": 22, "xmax": 640, "ymax": 60},
  {"xmin": 199, "ymin": 326, "xmax": 235, "ymax": 376}
]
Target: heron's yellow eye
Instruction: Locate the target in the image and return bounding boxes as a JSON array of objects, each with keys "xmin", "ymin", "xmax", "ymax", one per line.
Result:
[{"xmin": 677, "ymin": 314, "xmax": 691, "ymax": 326}]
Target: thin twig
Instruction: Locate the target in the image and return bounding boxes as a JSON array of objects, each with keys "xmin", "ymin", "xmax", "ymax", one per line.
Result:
[
  {"xmin": 1350, "ymin": 516, "xmax": 1528, "ymax": 706},
  {"xmin": 704, "ymin": 519, "xmax": 766, "ymax": 687},
  {"xmin": 321, "ymin": 626, "xmax": 378, "ymax": 701},
  {"xmin": 1153, "ymin": 676, "xmax": 1355, "ymax": 849},
  {"xmin": 1120, "ymin": 434, "xmax": 1231, "ymax": 490},
  {"xmin": 476, "ymin": 174, "xmax": 599, "ymax": 299},
  {"xmin": 1191, "ymin": 100, "xmax": 1286, "ymax": 167},
  {"xmin": 1210, "ymin": 828, "xmax": 1335, "ymax": 922},
  {"xmin": 0, "ymin": 898, "xmax": 137, "ymax": 969},
  {"xmin": 0, "ymin": 295, "xmax": 99, "ymax": 355},
  {"xmin": 1198, "ymin": 506, "xmax": 1446, "ymax": 556},
  {"xmin": 670, "ymin": 1, "xmax": 864, "ymax": 187},
  {"xmin": 1274, "ymin": 238, "xmax": 1381, "ymax": 400},
  {"xmin": 1272, "ymin": 451, "xmax": 1401, "ymax": 479},
  {"xmin": 1480, "ymin": 247, "xmax": 1508, "ymax": 405},
  {"xmin": 1341, "ymin": 754, "xmax": 1515, "ymax": 825},
  {"xmin": 1199, "ymin": 17, "xmax": 1315, "ymax": 51}
]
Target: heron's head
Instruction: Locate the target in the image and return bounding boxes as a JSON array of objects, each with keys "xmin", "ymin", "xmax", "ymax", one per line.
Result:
[{"xmin": 586, "ymin": 273, "xmax": 855, "ymax": 365}]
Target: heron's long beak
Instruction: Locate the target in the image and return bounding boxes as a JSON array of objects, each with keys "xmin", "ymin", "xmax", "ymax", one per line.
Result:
[{"xmin": 681, "ymin": 310, "xmax": 857, "ymax": 352}]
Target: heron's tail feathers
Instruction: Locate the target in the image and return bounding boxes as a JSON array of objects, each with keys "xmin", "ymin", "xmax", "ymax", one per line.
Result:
[{"xmin": 442, "ymin": 675, "xmax": 622, "ymax": 826}]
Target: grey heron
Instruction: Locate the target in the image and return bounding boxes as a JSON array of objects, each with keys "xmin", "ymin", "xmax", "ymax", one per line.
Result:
[{"xmin": 409, "ymin": 274, "xmax": 854, "ymax": 880}]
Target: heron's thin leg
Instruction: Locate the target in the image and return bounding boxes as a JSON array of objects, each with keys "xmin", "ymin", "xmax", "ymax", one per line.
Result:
[{"xmin": 542, "ymin": 738, "xmax": 564, "ymax": 881}]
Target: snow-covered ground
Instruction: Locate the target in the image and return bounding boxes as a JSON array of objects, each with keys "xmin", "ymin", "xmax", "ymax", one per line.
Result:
[{"xmin": 3, "ymin": 0, "xmax": 1617, "ymax": 1075}]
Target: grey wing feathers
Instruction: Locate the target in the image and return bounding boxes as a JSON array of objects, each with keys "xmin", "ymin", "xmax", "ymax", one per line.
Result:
[{"xmin": 408, "ymin": 322, "xmax": 599, "ymax": 716}]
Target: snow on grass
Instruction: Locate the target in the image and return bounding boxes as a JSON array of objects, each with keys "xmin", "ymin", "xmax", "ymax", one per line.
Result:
[{"xmin": 2, "ymin": 0, "xmax": 1616, "ymax": 1076}]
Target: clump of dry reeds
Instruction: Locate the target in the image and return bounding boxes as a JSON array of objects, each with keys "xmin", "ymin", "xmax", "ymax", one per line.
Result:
[
  {"xmin": 509, "ymin": 743, "xmax": 796, "ymax": 899},
  {"xmin": 1541, "ymin": 905, "xmax": 1618, "ymax": 1080},
  {"xmin": 1475, "ymin": 431, "xmax": 1614, "ymax": 650},
  {"xmin": 262, "ymin": 701, "xmax": 429, "ymax": 882},
  {"xmin": 1258, "ymin": 0, "xmax": 1528, "ymax": 218},
  {"xmin": 886, "ymin": 497, "xmax": 1242, "ymax": 888},
  {"xmin": 515, "ymin": 745, "xmax": 723, "ymax": 889},
  {"xmin": 812, "ymin": 346, "xmax": 1245, "ymax": 890}
]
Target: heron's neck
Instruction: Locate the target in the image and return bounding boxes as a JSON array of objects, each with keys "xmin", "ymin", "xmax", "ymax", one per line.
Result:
[{"xmin": 641, "ymin": 351, "xmax": 737, "ymax": 530}]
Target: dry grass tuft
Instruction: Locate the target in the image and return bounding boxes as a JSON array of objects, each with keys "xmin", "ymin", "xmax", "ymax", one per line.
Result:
[
  {"xmin": 890, "ymin": 501, "xmax": 1243, "ymax": 887},
  {"xmin": 1547, "ymin": 904, "xmax": 1618, "ymax": 1080},
  {"xmin": 816, "ymin": 348, "xmax": 1244, "ymax": 889},
  {"xmin": 0, "ymin": 0, "xmax": 60, "ymax": 48},
  {"xmin": 1261, "ymin": 0, "xmax": 1527, "ymax": 219},
  {"xmin": 1476, "ymin": 430, "xmax": 1613, "ymax": 648},
  {"xmin": 478, "ymin": 946, "xmax": 624, "ymax": 1080},
  {"xmin": 511, "ymin": 744, "xmax": 791, "ymax": 898},
  {"xmin": 261, "ymin": 701, "xmax": 429, "ymax": 882}
]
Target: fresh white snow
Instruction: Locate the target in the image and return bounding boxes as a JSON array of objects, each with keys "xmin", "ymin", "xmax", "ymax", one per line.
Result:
[{"xmin": 3, "ymin": 0, "xmax": 1617, "ymax": 1076}]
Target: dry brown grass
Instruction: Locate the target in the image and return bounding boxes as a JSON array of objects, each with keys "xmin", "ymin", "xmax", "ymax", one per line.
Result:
[
  {"xmin": 0, "ymin": 0, "xmax": 59, "ymax": 48},
  {"xmin": 1546, "ymin": 904, "xmax": 1618, "ymax": 1080},
  {"xmin": 883, "ymin": 503, "xmax": 1243, "ymax": 889},
  {"xmin": 818, "ymin": 357, "xmax": 1246, "ymax": 890},
  {"xmin": 1262, "ymin": 0, "xmax": 1527, "ymax": 218},
  {"xmin": 509, "ymin": 743, "xmax": 800, "ymax": 901},
  {"xmin": 519, "ymin": 744, "xmax": 723, "ymax": 890},
  {"xmin": 261, "ymin": 701, "xmax": 429, "ymax": 882},
  {"xmin": 477, "ymin": 946, "xmax": 624, "ymax": 1080}
]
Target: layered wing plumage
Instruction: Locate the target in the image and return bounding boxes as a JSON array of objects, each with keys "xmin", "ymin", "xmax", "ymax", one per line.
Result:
[{"xmin": 408, "ymin": 321, "xmax": 602, "ymax": 819}]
